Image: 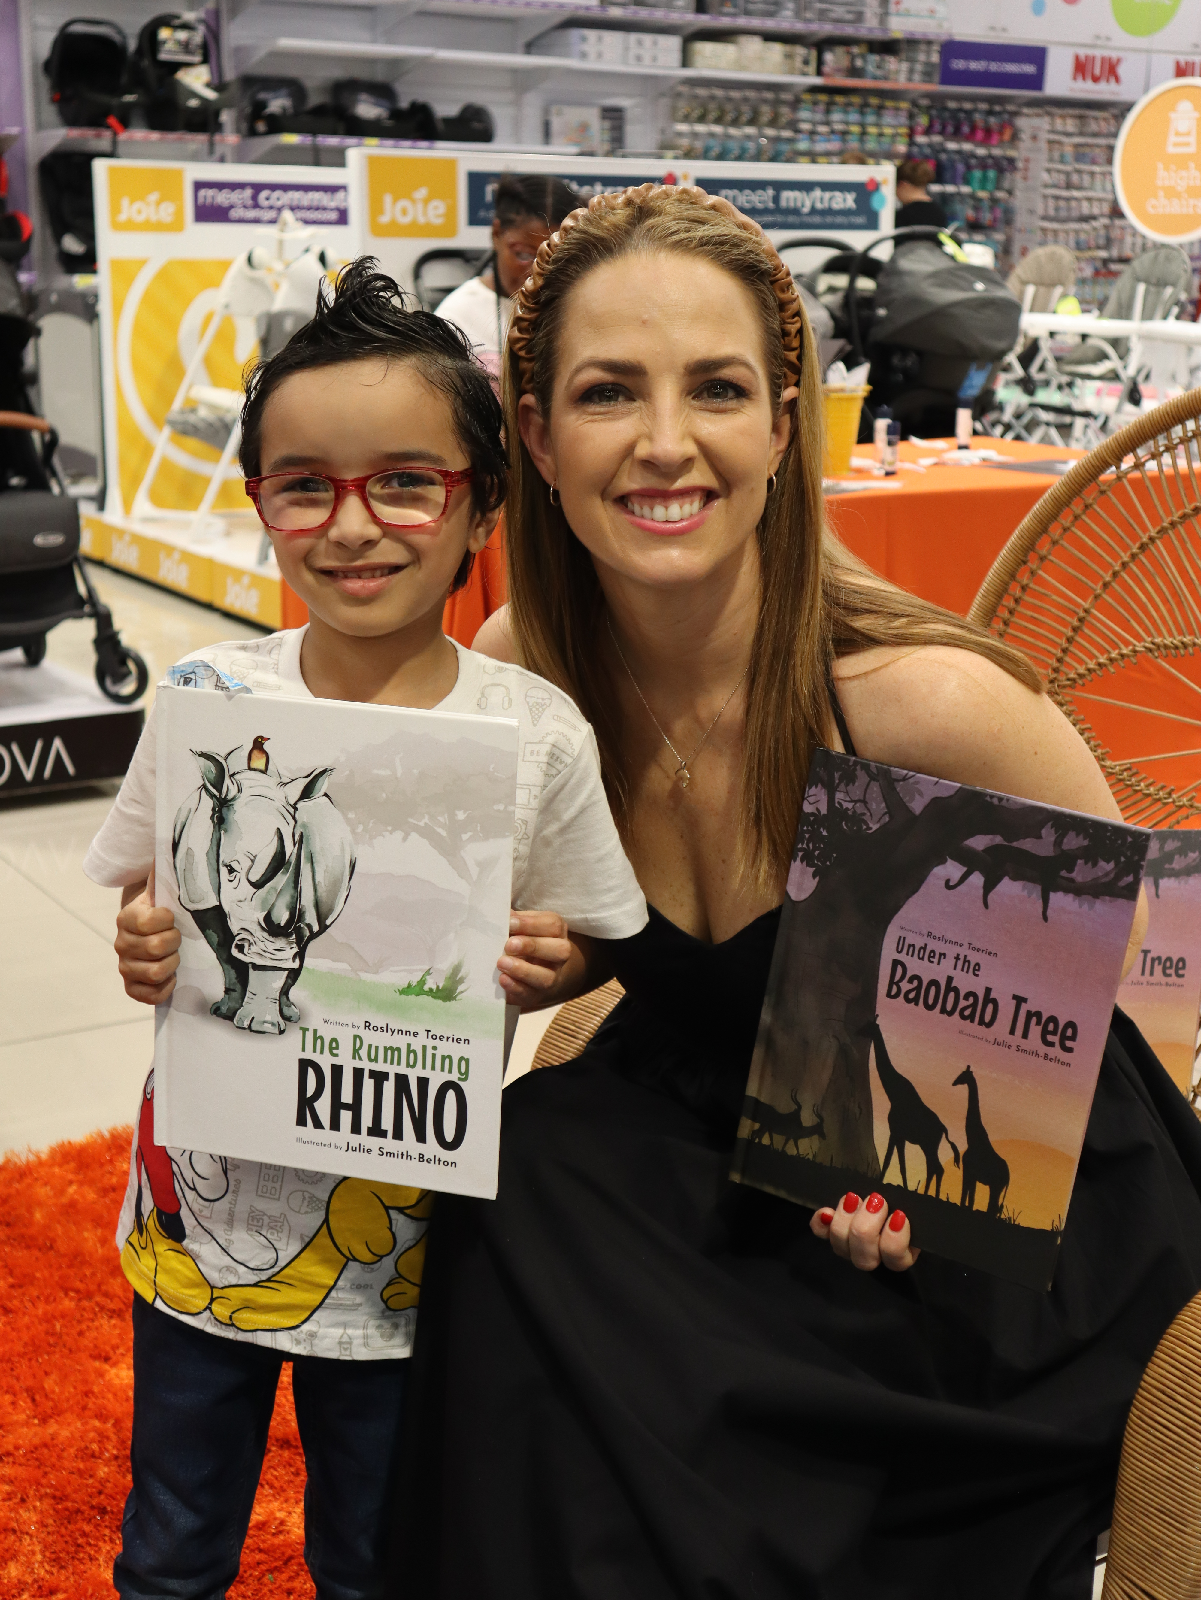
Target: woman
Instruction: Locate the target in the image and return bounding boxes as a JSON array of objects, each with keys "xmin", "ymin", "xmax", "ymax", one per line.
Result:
[
  {"xmin": 397, "ymin": 186, "xmax": 1201, "ymax": 1598},
  {"xmin": 894, "ymin": 156, "xmax": 947, "ymax": 232},
  {"xmin": 436, "ymin": 173, "xmax": 581, "ymax": 375}
]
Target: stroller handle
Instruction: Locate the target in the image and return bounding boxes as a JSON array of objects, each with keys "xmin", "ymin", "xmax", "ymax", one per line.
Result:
[
  {"xmin": 0, "ymin": 410, "xmax": 52, "ymax": 433},
  {"xmin": 843, "ymin": 225, "xmax": 960, "ymax": 368}
]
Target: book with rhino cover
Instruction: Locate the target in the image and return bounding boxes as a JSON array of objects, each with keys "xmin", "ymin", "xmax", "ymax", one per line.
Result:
[
  {"xmin": 731, "ymin": 749, "xmax": 1149, "ymax": 1289},
  {"xmin": 153, "ymin": 683, "xmax": 518, "ymax": 1199}
]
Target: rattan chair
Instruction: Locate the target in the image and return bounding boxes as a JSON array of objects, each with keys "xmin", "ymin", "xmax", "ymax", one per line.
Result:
[
  {"xmin": 530, "ymin": 979, "xmax": 624, "ymax": 1069},
  {"xmin": 1101, "ymin": 1289, "xmax": 1201, "ymax": 1599},
  {"xmin": 969, "ymin": 387, "xmax": 1201, "ymax": 832}
]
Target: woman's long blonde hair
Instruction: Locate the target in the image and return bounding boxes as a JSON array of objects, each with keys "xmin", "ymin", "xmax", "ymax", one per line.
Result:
[{"xmin": 502, "ymin": 184, "xmax": 1039, "ymax": 889}]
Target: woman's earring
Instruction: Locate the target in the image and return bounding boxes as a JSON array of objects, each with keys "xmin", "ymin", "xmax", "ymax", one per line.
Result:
[
  {"xmin": 549, "ymin": 483, "xmax": 560, "ymax": 506},
  {"xmin": 766, "ymin": 473, "xmax": 778, "ymax": 494}
]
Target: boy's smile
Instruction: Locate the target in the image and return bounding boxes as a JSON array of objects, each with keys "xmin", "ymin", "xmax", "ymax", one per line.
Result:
[{"xmin": 314, "ymin": 558, "xmax": 411, "ymax": 600}]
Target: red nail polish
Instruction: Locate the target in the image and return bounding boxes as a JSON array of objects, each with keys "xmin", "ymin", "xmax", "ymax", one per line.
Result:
[
  {"xmin": 818, "ymin": 1209, "xmax": 835, "ymax": 1227},
  {"xmin": 888, "ymin": 1211, "xmax": 907, "ymax": 1233},
  {"xmin": 842, "ymin": 1193, "xmax": 860, "ymax": 1214},
  {"xmin": 865, "ymin": 1192, "xmax": 885, "ymax": 1214}
]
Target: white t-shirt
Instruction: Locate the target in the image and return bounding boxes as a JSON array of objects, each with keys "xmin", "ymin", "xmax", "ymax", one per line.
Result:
[
  {"xmin": 85, "ymin": 628, "xmax": 646, "ymax": 1361},
  {"xmin": 436, "ymin": 275, "xmax": 512, "ymax": 359}
]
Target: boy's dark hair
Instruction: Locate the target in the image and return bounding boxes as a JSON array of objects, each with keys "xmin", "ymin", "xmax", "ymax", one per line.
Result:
[
  {"xmin": 240, "ymin": 256, "xmax": 507, "ymax": 592},
  {"xmin": 493, "ymin": 173, "xmax": 581, "ymax": 234}
]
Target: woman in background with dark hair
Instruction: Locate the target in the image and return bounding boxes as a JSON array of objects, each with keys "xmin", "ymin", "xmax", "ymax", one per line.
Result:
[
  {"xmin": 895, "ymin": 157, "xmax": 947, "ymax": 231},
  {"xmin": 436, "ymin": 173, "xmax": 581, "ymax": 374}
]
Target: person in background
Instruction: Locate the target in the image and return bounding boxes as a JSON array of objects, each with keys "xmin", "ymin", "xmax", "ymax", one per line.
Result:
[
  {"xmin": 894, "ymin": 157, "xmax": 947, "ymax": 231},
  {"xmin": 436, "ymin": 173, "xmax": 582, "ymax": 374},
  {"xmin": 437, "ymin": 174, "xmax": 582, "ymax": 647}
]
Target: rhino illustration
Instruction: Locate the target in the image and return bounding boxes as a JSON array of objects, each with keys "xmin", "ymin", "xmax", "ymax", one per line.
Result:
[{"xmin": 172, "ymin": 742, "xmax": 355, "ymax": 1034}]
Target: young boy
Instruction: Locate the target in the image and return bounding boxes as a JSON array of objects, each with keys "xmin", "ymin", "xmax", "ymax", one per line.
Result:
[{"xmin": 85, "ymin": 259, "xmax": 647, "ymax": 1599}]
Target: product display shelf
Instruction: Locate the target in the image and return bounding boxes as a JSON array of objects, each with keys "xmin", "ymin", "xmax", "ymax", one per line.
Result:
[
  {"xmin": 233, "ymin": 0, "xmax": 921, "ymax": 42},
  {"xmin": 238, "ymin": 34, "xmax": 829, "ymax": 88},
  {"xmin": 33, "ymin": 127, "xmax": 242, "ymax": 164},
  {"xmin": 79, "ymin": 510, "xmax": 305, "ymax": 632}
]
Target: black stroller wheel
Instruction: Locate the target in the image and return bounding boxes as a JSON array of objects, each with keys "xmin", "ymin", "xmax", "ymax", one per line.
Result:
[
  {"xmin": 21, "ymin": 635, "xmax": 46, "ymax": 666},
  {"xmin": 96, "ymin": 644, "xmax": 149, "ymax": 704}
]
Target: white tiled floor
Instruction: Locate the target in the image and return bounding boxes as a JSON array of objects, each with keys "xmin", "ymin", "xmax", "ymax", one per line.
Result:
[{"xmin": 0, "ymin": 564, "xmax": 556, "ymax": 1158}]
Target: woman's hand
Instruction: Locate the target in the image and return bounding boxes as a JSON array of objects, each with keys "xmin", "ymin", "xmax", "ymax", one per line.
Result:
[
  {"xmin": 810, "ymin": 1192, "xmax": 920, "ymax": 1272},
  {"xmin": 498, "ymin": 911, "xmax": 584, "ymax": 1011},
  {"xmin": 115, "ymin": 867, "xmax": 181, "ymax": 1005}
]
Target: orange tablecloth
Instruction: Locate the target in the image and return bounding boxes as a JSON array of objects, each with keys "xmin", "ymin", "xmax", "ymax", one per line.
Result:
[{"xmin": 826, "ymin": 437, "xmax": 1080, "ymax": 619}]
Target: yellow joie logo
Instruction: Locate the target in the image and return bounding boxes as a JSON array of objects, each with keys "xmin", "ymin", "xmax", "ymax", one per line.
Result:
[
  {"xmin": 368, "ymin": 156, "xmax": 456, "ymax": 238},
  {"xmin": 110, "ymin": 166, "xmax": 186, "ymax": 232}
]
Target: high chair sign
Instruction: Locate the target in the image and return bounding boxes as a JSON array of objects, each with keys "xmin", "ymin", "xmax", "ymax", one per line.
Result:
[{"xmin": 1114, "ymin": 77, "xmax": 1201, "ymax": 243}]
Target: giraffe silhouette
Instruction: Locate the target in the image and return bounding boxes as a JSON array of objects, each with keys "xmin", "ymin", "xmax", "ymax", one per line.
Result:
[
  {"xmin": 952, "ymin": 1065, "xmax": 1010, "ymax": 1219},
  {"xmin": 863, "ymin": 1018, "xmax": 961, "ymax": 1197}
]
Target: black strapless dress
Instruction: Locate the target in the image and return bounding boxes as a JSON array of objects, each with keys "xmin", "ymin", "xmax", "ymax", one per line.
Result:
[{"xmin": 395, "ymin": 906, "xmax": 1201, "ymax": 1600}]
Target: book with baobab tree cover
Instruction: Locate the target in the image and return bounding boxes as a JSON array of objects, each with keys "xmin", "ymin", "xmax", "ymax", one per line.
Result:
[
  {"xmin": 731, "ymin": 749, "xmax": 1150, "ymax": 1290},
  {"xmin": 152, "ymin": 682, "xmax": 518, "ymax": 1199},
  {"xmin": 1116, "ymin": 831, "xmax": 1201, "ymax": 1098}
]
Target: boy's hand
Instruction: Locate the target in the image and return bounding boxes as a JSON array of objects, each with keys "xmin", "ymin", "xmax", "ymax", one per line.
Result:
[
  {"xmin": 497, "ymin": 911, "xmax": 579, "ymax": 1011},
  {"xmin": 115, "ymin": 867, "xmax": 181, "ymax": 1005},
  {"xmin": 809, "ymin": 1192, "xmax": 920, "ymax": 1272}
]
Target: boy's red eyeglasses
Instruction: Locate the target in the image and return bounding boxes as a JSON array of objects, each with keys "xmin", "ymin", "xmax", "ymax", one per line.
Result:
[{"xmin": 244, "ymin": 467, "xmax": 474, "ymax": 534}]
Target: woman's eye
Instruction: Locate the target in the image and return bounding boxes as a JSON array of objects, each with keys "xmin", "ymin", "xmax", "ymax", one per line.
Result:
[
  {"xmin": 278, "ymin": 476, "xmax": 329, "ymax": 496},
  {"xmin": 695, "ymin": 379, "xmax": 749, "ymax": 403},
  {"xmin": 578, "ymin": 383, "xmax": 628, "ymax": 406}
]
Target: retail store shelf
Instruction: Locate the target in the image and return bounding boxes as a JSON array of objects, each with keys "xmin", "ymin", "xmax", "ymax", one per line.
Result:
[
  {"xmin": 233, "ymin": 0, "xmax": 921, "ymax": 42},
  {"xmin": 238, "ymin": 34, "xmax": 825, "ymax": 85}
]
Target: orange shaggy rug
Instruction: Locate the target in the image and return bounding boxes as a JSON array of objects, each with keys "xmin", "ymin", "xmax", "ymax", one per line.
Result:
[{"xmin": 0, "ymin": 1129, "xmax": 309, "ymax": 1598}]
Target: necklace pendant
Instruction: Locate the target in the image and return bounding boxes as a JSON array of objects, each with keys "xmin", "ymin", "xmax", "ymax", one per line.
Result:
[{"xmin": 676, "ymin": 762, "xmax": 691, "ymax": 790}]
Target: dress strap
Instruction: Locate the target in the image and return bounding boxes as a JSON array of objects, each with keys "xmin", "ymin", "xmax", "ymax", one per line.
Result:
[{"xmin": 826, "ymin": 670, "xmax": 857, "ymax": 758}]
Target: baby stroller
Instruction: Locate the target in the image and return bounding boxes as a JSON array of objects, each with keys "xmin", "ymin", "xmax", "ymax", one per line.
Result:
[
  {"xmin": 843, "ymin": 227, "xmax": 1022, "ymax": 438},
  {"xmin": 0, "ymin": 267, "xmax": 147, "ymax": 701}
]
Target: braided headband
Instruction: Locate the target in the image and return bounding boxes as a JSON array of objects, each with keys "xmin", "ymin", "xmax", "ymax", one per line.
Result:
[{"xmin": 507, "ymin": 183, "xmax": 804, "ymax": 395}]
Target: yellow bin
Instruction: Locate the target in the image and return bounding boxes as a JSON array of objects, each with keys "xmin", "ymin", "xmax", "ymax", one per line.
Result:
[{"xmin": 822, "ymin": 386, "xmax": 870, "ymax": 477}]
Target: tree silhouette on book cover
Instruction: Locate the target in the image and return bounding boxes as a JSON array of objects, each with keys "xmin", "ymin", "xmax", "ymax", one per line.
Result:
[{"xmin": 733, "ymin": 749, "xmax": 1148, "ymax": 1288}]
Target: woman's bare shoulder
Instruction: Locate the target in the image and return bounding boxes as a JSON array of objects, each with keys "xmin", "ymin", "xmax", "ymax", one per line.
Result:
[
  {"xmin": 832, "ymin": 644, "xmax": 1119, "ymax": 820},
  {"xmin": 472, "ymin": 605, "xmax": 519, "ymax": 662}
]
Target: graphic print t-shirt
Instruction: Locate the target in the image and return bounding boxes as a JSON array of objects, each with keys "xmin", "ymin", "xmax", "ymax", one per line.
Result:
[{"xmin": 84, "ymin": 629, "xmax": 647, "ymax": 1359}]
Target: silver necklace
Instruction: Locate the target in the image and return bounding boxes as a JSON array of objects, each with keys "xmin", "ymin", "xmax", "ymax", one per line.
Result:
[{"xmin": 606, "ymin": 614, "xmax": 750, "ymax": 791}]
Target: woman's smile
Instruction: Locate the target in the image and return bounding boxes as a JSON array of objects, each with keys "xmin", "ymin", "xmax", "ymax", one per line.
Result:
[{"xmin": 616, "ymin": 488, "xmax": 716, "ymax": 534}]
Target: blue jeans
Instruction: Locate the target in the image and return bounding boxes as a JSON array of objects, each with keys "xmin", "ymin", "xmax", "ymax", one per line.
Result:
[{"xmin": 114, "ymin": 1296, "xmax": 408, "ymax": 1600}]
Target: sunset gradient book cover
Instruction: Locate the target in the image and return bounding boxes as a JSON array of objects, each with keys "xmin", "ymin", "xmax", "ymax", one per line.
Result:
[{"xmin": 733, "ymin": 750, "xmax": 1149, "ymax": 1289}]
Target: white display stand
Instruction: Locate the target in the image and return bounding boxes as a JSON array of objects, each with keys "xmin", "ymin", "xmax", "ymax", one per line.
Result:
[
  {"xmin": 346, "ymin": 145, "xmax": 894, "ymax": 285},
  {"xmin": 0, "ymin": 654, "xmax": 144, "ymax": 797},
  {"xmin": 85, "ymin": 158, "xmax": 361, "ymax": 630}
]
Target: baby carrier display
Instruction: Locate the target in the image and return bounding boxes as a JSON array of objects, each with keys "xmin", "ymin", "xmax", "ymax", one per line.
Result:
[
  {"xmin": 0, "ymin": 264, "xmax": 146, "ymax": 700},
  {"xmin": 38, "ymin": 150, "xmax": 99, "ymax": 273},
  {"xmin": 331, "ymin": 77, "xmax": 399, "ymax": 136},
  {"xmin": 845, "ymin": 228, "xmax": 1021, "ymax": 437},
  {"xmin": 133, "ymin": 12, "xmax": 219, "ymax": 133},
  {"xmin": 42, "ymin": 18, "xmax": 140, "ymax": 129},
  {"xmin": 0, "ymin": 142, "xmax": 31, "ymax": 267},
  {"xmin": 238, "ymin": 77, "xmax": 345, "ymax": 137},
  {"xmin": 438, "ymin": 104, "xmax": 494, "ymax": 143}
]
